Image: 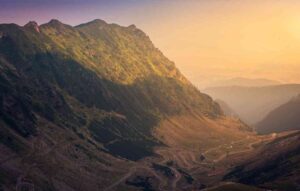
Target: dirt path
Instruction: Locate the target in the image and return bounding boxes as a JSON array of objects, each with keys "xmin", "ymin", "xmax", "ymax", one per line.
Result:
[
  {"xmin": 103, "ymin": 167, "xmax": 137, "ymax": 191},
  {"xmin": 211, "ymin": 136, "xmax": 276, "ymax": 163},
  {"xmin": 103, "ymin": 135, "xmax": 277, "ymax": 191},
  {"xmin": 104, "ymin": 164, "xmax": 169, "ymax": 191},
  {"xmin": 169, "ymin": 166, "xmax": 181, "ymax": 191},
  {"xmin": 103, "ymin": 148, "xmax": 185, "ymax": 191},
  {"xmin": 202, "ymin": 182, "xmax": 236, "ymax": 191}
]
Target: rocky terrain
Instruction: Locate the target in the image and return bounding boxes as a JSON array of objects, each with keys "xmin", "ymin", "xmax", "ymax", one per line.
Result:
[{"xmin": 0, "ymin": 19, "xmax": 299, "ymax": 191}]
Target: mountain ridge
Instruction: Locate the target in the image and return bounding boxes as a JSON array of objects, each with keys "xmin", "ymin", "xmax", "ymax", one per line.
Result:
[
  {"xmin": 204, "ymin": 77, "xmax": 281, "ymax": 89},
  {"xmin": 256, "ymin": 94, "xmax": 300, "ymax": 134},
  {"xmin": 0, "ymin": 19, "xmax": 224, "ymax": 160}
]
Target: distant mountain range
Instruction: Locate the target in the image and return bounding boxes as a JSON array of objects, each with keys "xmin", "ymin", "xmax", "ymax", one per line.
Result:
[
  {"xmin": 204, "ymin": 84, "xmax": 300, "ymax": 125},
  {"xmin": 256, "ymin": 95, "xmax": 300, "ymax": 134},
  {"xmin": 206, "ymin": 77, "xmax": 281, "ymax": 88}
]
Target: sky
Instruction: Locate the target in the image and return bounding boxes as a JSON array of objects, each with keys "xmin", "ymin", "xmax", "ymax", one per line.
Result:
[{"xmin": 1, "ymin": 0, "xmax": 300, "ymax": 88}]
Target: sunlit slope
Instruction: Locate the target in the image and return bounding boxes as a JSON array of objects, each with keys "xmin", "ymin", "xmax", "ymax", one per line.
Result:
[
  {"xmin": 154, "ymin": 115, "xmax": 251, "ymax": 150},
  {"xmin": 0, "ymin": 19, "xmax": 222, "ymax": 161}
]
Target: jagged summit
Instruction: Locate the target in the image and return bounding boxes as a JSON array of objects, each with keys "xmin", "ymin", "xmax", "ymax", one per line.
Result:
[
  {"xmin": 39, "ymin": 19, "xmax": 74, "ymax": 32},
  {"xmin": 75, "ymin": 19, "xmax": 107, "ymax": 28},
  {"xmin": 89, "ymin": 19, "xmax": 107, "ymax": 25},
  {"xmin": 41, "ymin": 19, "xmax": 71, "ymax": 28},
  {"xmin": 24, "ymin": 21, "xmax": 38, "ymax": 27},
  {"xmin": 128, "ymin": 24, "xmax": 137, "ymax": 28},
  {"xmin": 24, "ymin": 21, "xmax": 40, "ymax": 32},
  {"xmin": 48, "ymin": 19, "xmax": 62, "ymax": 25}
]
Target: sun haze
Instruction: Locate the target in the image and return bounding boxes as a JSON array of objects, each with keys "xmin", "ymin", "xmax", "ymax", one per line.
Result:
[{"xmin": 141, "ymin": 1, "xmax": 300, "ymax": 88}]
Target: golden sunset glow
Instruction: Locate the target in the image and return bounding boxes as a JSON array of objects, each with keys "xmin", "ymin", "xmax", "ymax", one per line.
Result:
[{"xmin": 135, "ymin": 1, "xmax": 300, "ymax": 87}]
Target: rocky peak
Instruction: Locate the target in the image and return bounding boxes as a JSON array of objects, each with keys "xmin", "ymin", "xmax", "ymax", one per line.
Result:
[
  {"xmin": 48, "ymin": 19, "xmax": 63, "ymax": 25},
  {"xmin": 90, "ymin": 19, "xmax": 107, "ymax": 25},
  {"xmin": 41, "ymin": 19, "xmax": 74, "ymax": 32},
  {"xmin": 44, "ymin": 19, "xmax": 69, "ymax": 29},
  {"xmin": 24, "ymin": 21, "xmax": 40, "ymax": 33},
  {"xmin": 75, "ymin": 19, "xmax": 107, "ymax": 29},
  {"xmin": 128, "ymin": 24, "xmax": 137, "ymax": 29}
]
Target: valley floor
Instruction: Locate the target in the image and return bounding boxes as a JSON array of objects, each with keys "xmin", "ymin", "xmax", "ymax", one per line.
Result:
[
  {"xmin": 103, "ymin": 132, "xmax": 279, "ymax": 191},
  {"xmin": 0, "ymin": 117, "xmax": 298, "ymax": 191}
]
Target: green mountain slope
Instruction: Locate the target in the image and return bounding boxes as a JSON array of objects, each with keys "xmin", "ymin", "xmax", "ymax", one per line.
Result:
[{"xmin": 0, "ymin": 19, "xmax": 221, "ymax": 160}]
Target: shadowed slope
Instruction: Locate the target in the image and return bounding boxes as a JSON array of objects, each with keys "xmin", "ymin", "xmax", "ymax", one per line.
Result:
[
  {"xmin": 256, "ymin": 95, "xmax": 300, "ymax": 134},
  {"xmin": 224, "ymin": 131, "xmax": 300, "ymax": 191}
]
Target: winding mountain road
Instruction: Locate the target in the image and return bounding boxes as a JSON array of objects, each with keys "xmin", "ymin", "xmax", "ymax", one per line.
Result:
[{"xmin": 103, "ymin": 135, "xmax": 276, "ymax": 191}]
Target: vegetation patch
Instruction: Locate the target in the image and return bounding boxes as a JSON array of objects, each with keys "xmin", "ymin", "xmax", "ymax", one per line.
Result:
[
  {"xmin": 105, "ymin": 140, "xmax": 157, "ymax": 161},
  {"xmin": 125, "ymin": 176, "xmax": 155, "ymax": 191},
  {"xmin": 152, "ymin": 163, "xmax": 174, "ymax": 178}
]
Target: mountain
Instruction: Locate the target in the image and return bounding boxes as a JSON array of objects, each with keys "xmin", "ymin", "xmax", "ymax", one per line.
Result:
[
  {"xmin": 224, "ymin": 131, "xmax": 300, "ymax": 191},
  {"xmin": 0, "ymin": 19, "xmax": 252, "ymax": 190},
  {"xmin": 203, "ymin": 84, "xmax": 300, "ymax": 125},
  {"xmin": 0, "ymin": 19, "xmax": 221, "ymax": 157},
  {"xmin": 206, "ymin": 77, "xmax": 280, "ymax": 88},
  {"xmin": 256, "ymin": 95, "xmax": 300, "ymax": 134}
]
